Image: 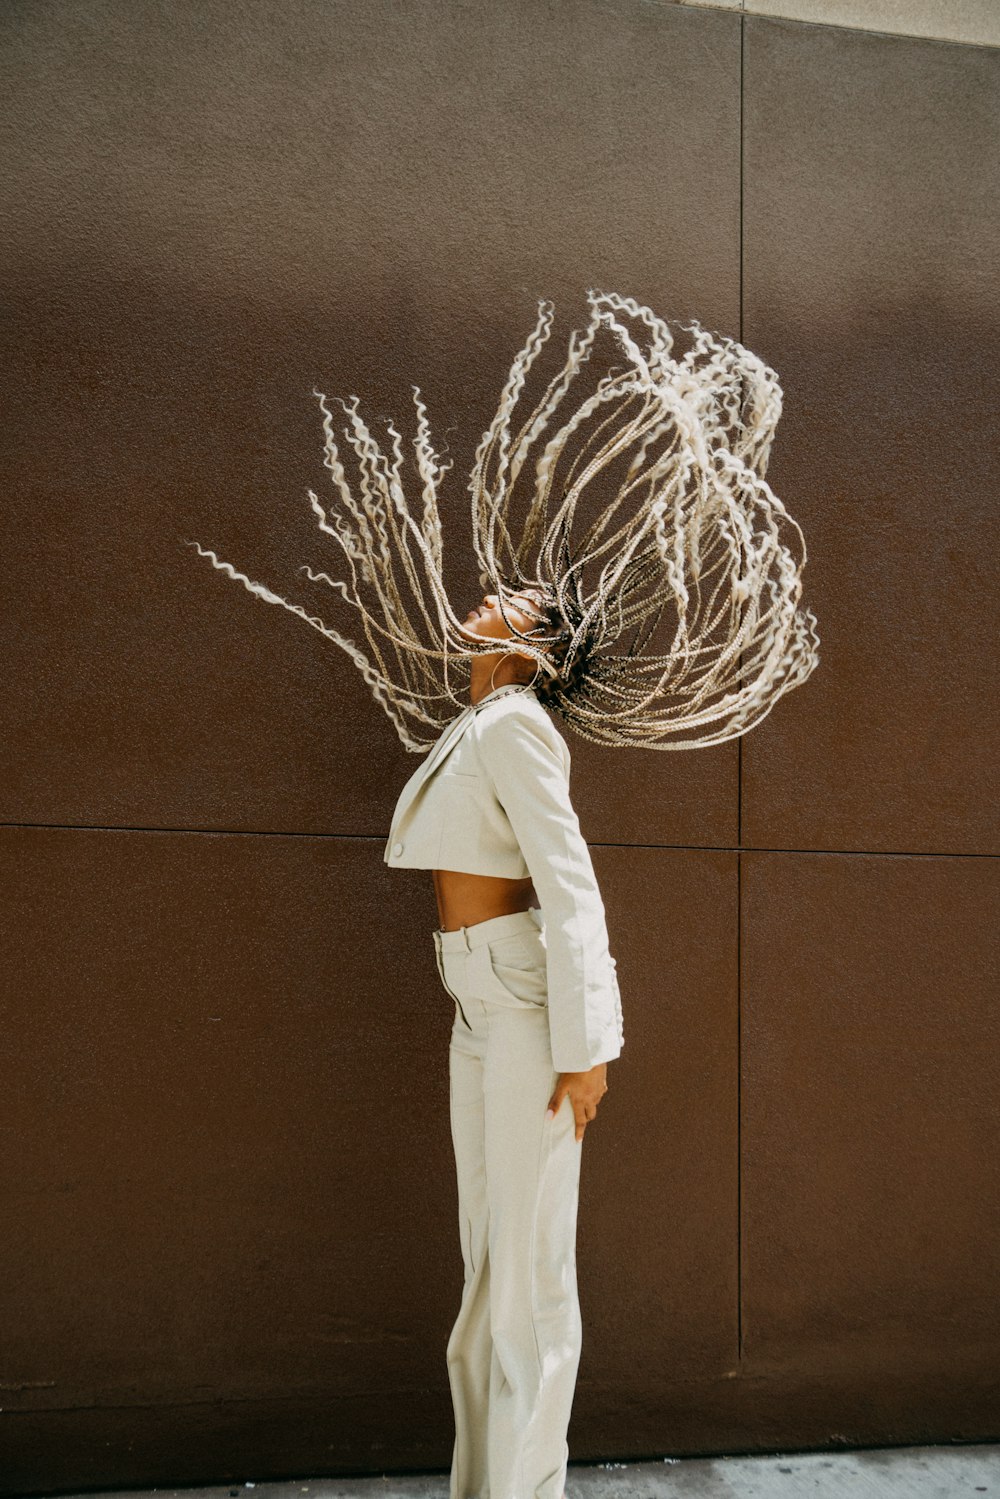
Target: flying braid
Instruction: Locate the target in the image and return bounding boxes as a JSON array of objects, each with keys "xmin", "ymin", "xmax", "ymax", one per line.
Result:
[{"xmin": 184, "ymin": 289, "xmax": 820, "ymax": 751}]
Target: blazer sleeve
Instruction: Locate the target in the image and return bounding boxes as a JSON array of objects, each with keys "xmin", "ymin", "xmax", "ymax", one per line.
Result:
[{"xmin": 476, "ymin": 705, "xmax": 624, "ymax": 1073}]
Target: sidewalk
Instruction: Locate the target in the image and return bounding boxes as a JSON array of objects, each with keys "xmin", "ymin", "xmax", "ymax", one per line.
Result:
[{"xmin": 52, "ymin": 1442, "xmax": 1000, "ymax": 1499}]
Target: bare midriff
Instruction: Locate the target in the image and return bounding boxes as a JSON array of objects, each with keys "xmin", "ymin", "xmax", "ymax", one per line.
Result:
[{"xmin": 432, "ymin": 868, "xmax": 539, "ymax": 932}]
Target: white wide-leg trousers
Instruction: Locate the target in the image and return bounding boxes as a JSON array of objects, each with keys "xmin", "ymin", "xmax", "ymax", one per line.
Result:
[{"xmin": 433, "ymin": 907, "xmax": 583, "ymax": 1499}]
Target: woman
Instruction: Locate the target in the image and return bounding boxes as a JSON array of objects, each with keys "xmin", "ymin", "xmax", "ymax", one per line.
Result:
[
  {"xmin": 382, "ymin": 578, "xmax": 620, "ymax": 1499},
  {"xmin": 187, "ymin": 290, "xmax": 819, "ymax": 1499}
]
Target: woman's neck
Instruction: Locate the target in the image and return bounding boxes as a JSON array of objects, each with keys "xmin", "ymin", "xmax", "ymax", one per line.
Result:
[{"xmin": 469, "ymin": 658, "xmax": 535, "ymax": 705}]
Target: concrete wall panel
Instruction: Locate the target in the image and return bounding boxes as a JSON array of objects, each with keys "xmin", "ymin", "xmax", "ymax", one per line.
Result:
[
  {"xmin": 741, "ymin": 18, "xmax": 1000, "ymax": 853},
  {"xmin": 741, "ymin": 851, "xmax": 1000, "ymax": 1430},
  {"xmin": 2, "ymin": 0, "xmax": 741, "ymax": 849}
]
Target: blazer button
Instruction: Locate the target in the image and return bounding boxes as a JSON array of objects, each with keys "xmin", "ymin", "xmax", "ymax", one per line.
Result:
[{"xmin": 392, "ymin": 841, "xmax": 404, "ymax": 856}]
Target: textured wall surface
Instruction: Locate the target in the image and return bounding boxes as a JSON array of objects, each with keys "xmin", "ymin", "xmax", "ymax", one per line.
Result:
[{"xmin": 2, "ymin": 1, "xmax": 997, "ymax": 1492}]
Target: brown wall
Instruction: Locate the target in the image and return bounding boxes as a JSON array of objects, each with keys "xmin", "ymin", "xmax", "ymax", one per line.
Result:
[{"xmin": 2, "ymin": 2, "xmax": 998, "ymax": 1492}]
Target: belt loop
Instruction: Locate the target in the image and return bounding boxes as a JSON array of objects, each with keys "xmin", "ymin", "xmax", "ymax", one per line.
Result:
[{"xmin": 462, "ymin": 925, "xmax": 471, "ymax": 952}]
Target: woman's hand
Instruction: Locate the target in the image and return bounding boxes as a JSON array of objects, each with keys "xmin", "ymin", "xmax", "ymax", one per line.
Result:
[{"xmin": 546, "ymin": 1064, "xmax": 609, "ymax": 1142}]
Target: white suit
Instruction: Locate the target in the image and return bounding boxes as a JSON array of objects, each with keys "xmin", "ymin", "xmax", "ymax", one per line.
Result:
[{"xmin": 384, "ymin": 682, "xmax": 623, "ymax": 1072}]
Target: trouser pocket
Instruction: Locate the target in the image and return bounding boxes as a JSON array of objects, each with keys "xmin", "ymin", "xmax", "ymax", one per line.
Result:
[{"xmin": 483, "ymin": 929, "xmax": 549, "ymax": 1010}]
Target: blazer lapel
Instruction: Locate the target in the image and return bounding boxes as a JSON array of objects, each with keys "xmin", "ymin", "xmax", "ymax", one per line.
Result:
[
  {"xmin": 421, "ymin": 703, "xmax": 476, "ymax": 778},
  {"xmin": 388, "ymin": 703, "xmax": 475, "ymax": 833},
  {"xmin": 387, "ymin": 684, "xmax": 536, "ymax": 838}
]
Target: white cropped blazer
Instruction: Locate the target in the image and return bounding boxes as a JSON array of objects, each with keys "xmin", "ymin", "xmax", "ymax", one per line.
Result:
[{"xmin": 384, "ymin": 682, "xmax": 624, "ymax": 1073}]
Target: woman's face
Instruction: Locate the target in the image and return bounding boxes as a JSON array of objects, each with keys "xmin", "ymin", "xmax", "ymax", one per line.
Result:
[{"xmin": 460, "ymin": 585, "xmax": 548, "ymax": 644}]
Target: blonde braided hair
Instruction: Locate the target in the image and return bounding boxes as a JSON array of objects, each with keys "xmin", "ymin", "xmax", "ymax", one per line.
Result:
[{"xmin": 185, "ymin": 289, "xmax": 819, "ymax": 751}]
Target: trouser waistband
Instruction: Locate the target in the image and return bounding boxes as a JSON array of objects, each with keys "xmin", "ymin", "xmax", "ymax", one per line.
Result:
[{"xmin": 434, "ymin": 906, "xmax": 542, "ymax": 954}]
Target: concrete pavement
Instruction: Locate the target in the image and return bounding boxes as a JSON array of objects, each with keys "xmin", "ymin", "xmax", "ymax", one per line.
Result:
[{"xmin": 49, "ymin": 1441, "xmax": 1000, "ymax": 1499}]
